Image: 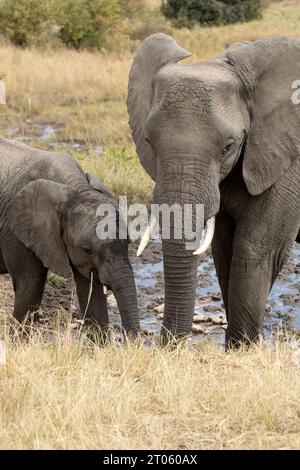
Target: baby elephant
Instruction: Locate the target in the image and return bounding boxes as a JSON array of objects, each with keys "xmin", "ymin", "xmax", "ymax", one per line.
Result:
[{"xmin": 0, "ymin": 136, "xmax": 139, "ymax": 335}]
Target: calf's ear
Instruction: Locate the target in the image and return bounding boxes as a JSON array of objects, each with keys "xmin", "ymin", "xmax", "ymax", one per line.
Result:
[{"xmin": 8, "ymin": 179, "xmax": 76, "ymax": 277}]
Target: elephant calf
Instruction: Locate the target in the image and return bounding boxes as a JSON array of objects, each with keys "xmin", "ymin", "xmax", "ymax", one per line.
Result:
[{"xmin": 0, "ymin": 136, "xmax": 139, "ymax": 335}]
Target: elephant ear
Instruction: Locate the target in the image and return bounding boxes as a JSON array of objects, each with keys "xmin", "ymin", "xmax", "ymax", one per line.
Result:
[
  {"xmin": 86, "ymin": 172, "xmax": 112, "ymax": 196},
  {"xmin": 226, "ymin": 37, "xmax": 300, "ymax": 195},
  {"xmin": 8, "ymin": 179, "xmax": 76, "ymax": 278},
  {"xmin": 127, "ymin": 33, "xmax": 191, "ymax": 181}
]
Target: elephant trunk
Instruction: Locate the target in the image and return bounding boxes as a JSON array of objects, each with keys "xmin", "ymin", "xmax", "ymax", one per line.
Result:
[
  {"xmin": 104, "ymin": 259, "xmax": 140, "ymax": 336},
  {"xmin": 161, "ymin": 239, "xmax": 199, "ymax": 343},
  {"xmin": 154, "ymin": 164, "xmax": 220, "ymax": 343}
]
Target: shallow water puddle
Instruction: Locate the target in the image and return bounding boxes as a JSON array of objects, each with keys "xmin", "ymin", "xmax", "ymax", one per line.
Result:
[
  {"xmin": 6, "ymin": 124, "xmax": 102, "ymax": 155},
  {"xmin": 124, "ymin": 241, "xmax": 300, "ymax": 345}
]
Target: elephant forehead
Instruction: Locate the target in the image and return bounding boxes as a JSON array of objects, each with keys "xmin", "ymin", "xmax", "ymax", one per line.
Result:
[
  {"xmin": 153, "ymin": 63, "xmax": 239, "ymax": 112},
  {"xmin": 151, "ymin": 62, "xmax": 243, "ymax": 133}
]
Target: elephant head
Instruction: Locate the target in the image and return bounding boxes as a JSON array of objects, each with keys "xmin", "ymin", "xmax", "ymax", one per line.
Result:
[
  {"xmin": 127, "ymin": 34, "xmax": 300, "ymax": 341},
  {"xmin": 7, "ymin": 177, "xmax": 140, "ymax": 335}
]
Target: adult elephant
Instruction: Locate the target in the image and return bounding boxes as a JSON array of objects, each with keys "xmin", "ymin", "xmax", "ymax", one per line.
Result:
[
  {"xmin": 0, "ymin": 136, "xmax": 139, "ymax": 337},
  {"xmin": 127, "ymin": 34, "xmax": 300, "ymax": 347}
]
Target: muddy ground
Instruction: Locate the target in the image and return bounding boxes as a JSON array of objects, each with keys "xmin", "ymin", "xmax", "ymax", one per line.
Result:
[
  {"xmin": 132, "ymin": 240, "xmax": 300, "ymax": 344},
  {"xmin": 1, "ymin": 238, "xmax": 299, "ymax": 346}
]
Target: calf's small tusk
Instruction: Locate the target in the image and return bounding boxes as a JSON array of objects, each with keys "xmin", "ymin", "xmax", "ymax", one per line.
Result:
[
  {"xmin": 137, "ymin": 216, "xmax": 158, "ymax": 257},
  {"xmin": 193, "ymin": 217, "xmax": 215, "ymax": 256}
]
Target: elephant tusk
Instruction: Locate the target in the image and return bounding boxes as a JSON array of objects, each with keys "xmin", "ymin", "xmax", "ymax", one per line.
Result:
[
  {"xmin": 193, "ymin": 217, "xmax": 215, "ymax": 256},
  {"xmin": 137, "ymin": 216, "xmax": 158, "ymax": 257},
  {"xmin": 103, "ymin": 285, "xmax": 107, "ymax": 295}
]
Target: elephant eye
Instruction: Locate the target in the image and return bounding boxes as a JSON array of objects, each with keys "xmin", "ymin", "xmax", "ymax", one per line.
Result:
[
  {"xmin": 82, "ymin": 246, "xmax": 93, "ymax": 256},
  {"xmin": 222, "ymin": 142, "xmax": 234, "ymax": 156}
]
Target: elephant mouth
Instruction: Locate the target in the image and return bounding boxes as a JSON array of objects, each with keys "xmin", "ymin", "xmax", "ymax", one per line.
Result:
[{"xmin": 88, "ymin": 266, "xmax": 112, "ymax": 293}]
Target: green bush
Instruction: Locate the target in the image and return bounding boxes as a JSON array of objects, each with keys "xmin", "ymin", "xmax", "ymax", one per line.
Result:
[
  {"xmin": 55, "ymin": 0, "xmax": 123, "ymax": 50},
  {"xmin": 0, "ymin": 0, "xmax": 144, "ymax": 49},
  {"xmin": 162, "ymin": 0, "xmax": 223, "ymax": 26},
  {"xmin": 55, "ymin": 0, "xmax": 145, "ymax": 50},
  {"xmin": 0, "ymin": 0, "xmax": 49, "ymax": 47},
  {"xmin": 222, "ymin": 0, "xmax": 262, "ymax": 23},
  {"xmin": 161, "ymin": 0, "xmax": 262, "ymax": 27}
]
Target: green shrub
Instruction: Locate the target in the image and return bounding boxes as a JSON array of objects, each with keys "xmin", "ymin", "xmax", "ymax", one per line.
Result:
[
  {"xmin": 55, "ymin": 0, "xmax": 122, "ymax": 50},
  {"xmin": 0, "ymin": 0, "xmax": 145, "ymax": 50},
  {"xmin": 222, "ymin": 0, "xmax": 262, "ymax": 23},
  {"xmin": 162, "ymin": 0, "xmax": 223, "ymax": 27},
  {"xmin": 0, "ymin": 0, "xmax": 49, "ymax": 47},
  {"xmin": 161, "ymin": 0, "xmax": 262, "ymax": 27},
  {"xmin": 55, "ymin": 0, "xmax": 145, "ymax": 50}
]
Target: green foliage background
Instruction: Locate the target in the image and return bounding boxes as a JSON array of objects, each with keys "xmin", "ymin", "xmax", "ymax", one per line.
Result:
[
  {"xmin": 0, "ymin": 0, "xmax": 143, "ymax": 48},
  {"xmin": 0, "ymin": 0, "xmax": 262, "ymax": 48},
  {"xmin": 161, "ymin": 0, "xmax": 262, "ymax": 28}
]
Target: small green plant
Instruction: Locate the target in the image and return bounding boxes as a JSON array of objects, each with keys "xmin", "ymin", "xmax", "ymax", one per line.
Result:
[
  {"xmin": 48, "ymin": 272, "xmax": 65, "ymax": 285},
  {"xmin": 161, "ymin": 0, "xmax": 262, "ymax": 27}
]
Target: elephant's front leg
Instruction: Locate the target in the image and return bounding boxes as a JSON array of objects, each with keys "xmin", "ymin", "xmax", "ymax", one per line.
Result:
[
  {"xmin": 225, "ymin": 239, "xmax": 294, "ymax": 347},
  {"xmin": 72, "ymin": 267, "xmax": 109, "ymax": 332}
]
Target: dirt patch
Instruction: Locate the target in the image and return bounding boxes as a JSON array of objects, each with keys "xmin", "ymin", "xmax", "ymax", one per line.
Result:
[{"xmin": 0, "ymin": 274, "xmax": 78, "ymax": 327}]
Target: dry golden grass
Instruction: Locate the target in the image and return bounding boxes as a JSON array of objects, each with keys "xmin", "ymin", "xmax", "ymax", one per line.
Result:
[
  {"xmin": 0, "ymin": 324, "xmax": 299, "ymax": 450},
  {"xmin": 0, "ymin": 46, "xmax": 131, "ymax": 145},
  {"xmin": 0, "ymin": 0, "xmax": 298, "ymax": 149},
  {"xmin": 144, "ymin": 0, "xmax": 162, "ymax": 9},
  {"xmin": 1, "ymin": 48, "xmax": 129, "ymax": 106},
  {"xmin": 0, "ymin": 1, "xmax": 299, "ymax": 137}
]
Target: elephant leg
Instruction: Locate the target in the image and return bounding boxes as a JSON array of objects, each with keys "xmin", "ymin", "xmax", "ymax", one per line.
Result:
[
  {"xmin": 3, "ymin": 244, "xmax": 47, "ymax": 322},
  {"xmin": 225, "ymin": 237, "xmax": 294, "ymax": 348},
  {"xmin": 0, "ymin": 247, "xmax": 8, "ymax": 274},
  {"xmin": 211, "ymin": 211, "xmax": 235, "ymax": 314},
  {"xmin": 72, "ymin": 267, "xmax": 109, "ymax": 331}
]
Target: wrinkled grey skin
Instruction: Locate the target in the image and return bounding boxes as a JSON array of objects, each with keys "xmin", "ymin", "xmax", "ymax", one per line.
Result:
[
  {"xmin": 0, "ymin": 136, "xmax": 139, "ymax": 336},
  {"xmin": 127, "ymin": 34, "xmax": 300, "ymax": 347}
]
